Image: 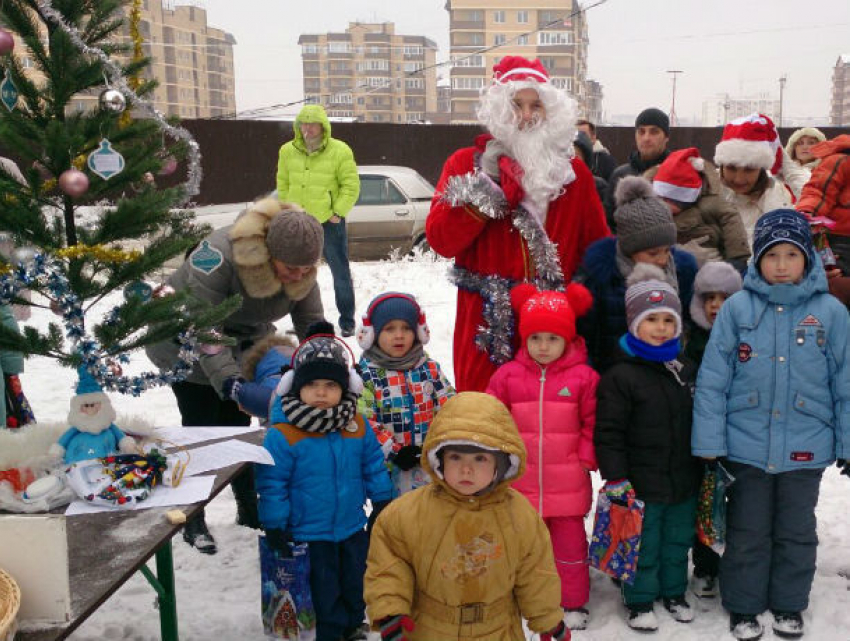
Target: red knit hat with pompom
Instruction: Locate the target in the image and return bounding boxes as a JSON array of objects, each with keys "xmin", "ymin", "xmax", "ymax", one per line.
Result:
[{"xmin": 511, "ymin": 283, "xmax": 593, "ymax": 342}]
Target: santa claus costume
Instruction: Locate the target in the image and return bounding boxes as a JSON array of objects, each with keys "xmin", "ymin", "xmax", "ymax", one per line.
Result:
[{"xmin": 426, "ymin": 56, "xmax": 610, "ymax": 392}]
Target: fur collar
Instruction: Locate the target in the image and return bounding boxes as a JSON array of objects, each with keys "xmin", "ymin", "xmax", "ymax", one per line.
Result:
[{"xmin": 229, "ymin": 198, "xmax": 318, "ymax": 300}]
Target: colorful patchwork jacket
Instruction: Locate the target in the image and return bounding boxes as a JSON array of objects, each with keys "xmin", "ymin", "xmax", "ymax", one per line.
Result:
[{"xmin": 357, "ymin": 356, "xmax": 455, "ymax": 454}]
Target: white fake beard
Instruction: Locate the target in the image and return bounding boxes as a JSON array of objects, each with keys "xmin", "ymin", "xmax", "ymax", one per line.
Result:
[
  {"xmin": 66, "ymin": 393, "xmax": 117, "ymax": 435},
  {"xmin": 504, "ymin": 120, "xmax": 575, "ymax": 215}
]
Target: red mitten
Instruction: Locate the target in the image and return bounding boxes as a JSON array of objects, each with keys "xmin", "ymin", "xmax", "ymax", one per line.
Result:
[
  {"xmin": 498, "ymin": 155, "xmax": 525, "ymax": 209},
  {"xmin": 379, "ymin": 614, "xmax": 415, "ymax": 641},
  {"xmin": 541, "ymin": 620, "xmax": 571, "ymax": 641}
]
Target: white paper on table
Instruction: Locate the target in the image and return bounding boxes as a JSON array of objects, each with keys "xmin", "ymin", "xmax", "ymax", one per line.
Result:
[
  {"xmin": 182, "ymin": 439, "xmax": 274, "ymax": 477},
  {"xmin": 64, "ymin": 475, "xmax": 216, "ymax": 516},
  {"xmin": 152, "ymin": 424, "xmax": 263, "ymax": 447}
]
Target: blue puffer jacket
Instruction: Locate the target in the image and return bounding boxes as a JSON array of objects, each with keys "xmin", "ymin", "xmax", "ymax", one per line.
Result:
[
  {"xmin": 692, "ymin": 260, "xmax": 850, "ymax": 472},
  {"xmin": 574, "ymin": 237, "xmax": 697, "ymax": 373},
  {"xmin": 255, "ymin": 402, "xmax": 393, "ymax": 542}
]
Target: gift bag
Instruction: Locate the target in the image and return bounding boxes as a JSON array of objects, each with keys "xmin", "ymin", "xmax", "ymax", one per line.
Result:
[
  {"xmin": 259, "ymin": 535, "xmax": 316, "ymax": 641},
  {"xmin": 4, "ymin": 374, "xmax": 35, "ymax": 429},
  {"xmin": 589, "ymin": 487, "xmax": 645, "ymax": 585},
  {"xmin": 696, "ymin": 461, "xmax": 735, "ymax": 554}
]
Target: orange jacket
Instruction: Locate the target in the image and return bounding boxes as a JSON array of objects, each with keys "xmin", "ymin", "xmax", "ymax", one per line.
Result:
[{"xmin": 797, "ymin": 134, "xmax": 850, "ymax": 236}]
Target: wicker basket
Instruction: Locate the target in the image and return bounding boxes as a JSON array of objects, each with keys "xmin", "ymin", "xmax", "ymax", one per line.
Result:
[{"xmin": 0, "ymin": 568, "xmax": 20, "ymax": 641}]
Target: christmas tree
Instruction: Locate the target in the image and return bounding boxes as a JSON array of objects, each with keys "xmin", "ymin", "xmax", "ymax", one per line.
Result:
[{"xmin": 0, "ymin": 0, "xmax": 238, "ymax": 395}]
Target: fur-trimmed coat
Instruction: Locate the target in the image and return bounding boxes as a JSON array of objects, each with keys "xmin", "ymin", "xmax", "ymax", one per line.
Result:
[
  {"xmin": 0, "ymin": 304, "xmax": 24, "ymax": 428},
  {"xmin": 145, "ymin": 198, "xmax": 325, "ymax": 395}
]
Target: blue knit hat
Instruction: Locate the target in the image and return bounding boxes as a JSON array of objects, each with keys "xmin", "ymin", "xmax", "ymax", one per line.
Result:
[
  {"xmin": 752, "ymin": 209, "xmax": 815, "ymax": 273},
  {"xmin": 357, "ymin": 292, "xmax": 430, "ymax": 350},
  {"xmin": 76, "ymin": 364, "xmax": 103, "ymax": 396}
]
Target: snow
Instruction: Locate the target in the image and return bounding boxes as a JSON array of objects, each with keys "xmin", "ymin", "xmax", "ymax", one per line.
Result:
[{"xmin": 15, "ymin": 251, "xmax": 850, "ymax": 640}]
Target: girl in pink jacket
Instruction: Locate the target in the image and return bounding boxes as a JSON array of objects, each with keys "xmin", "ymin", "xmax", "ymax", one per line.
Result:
[{"xmin": 486, "ymin": 282, "xmax": 599, "ymax": 631}]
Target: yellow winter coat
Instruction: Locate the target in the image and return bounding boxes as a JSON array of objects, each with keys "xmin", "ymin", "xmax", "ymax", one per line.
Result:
[{"xmin": 365, "ymin": 392, "xmax": 563, "ymax": 640}]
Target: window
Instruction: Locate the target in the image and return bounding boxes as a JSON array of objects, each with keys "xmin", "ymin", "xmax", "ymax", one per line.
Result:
[
  {"xmin": 494, "ymin": 34, "xmax": 506, "ymax": 45},
  {"xmin": 451, "ymin": 77, "xmax": 485, "ymax": 91},
  {"xmin": 20, "ymin": 56, "xmax": 33, "ymax": 69},
  {"xmin": 540, "ymin": 11, "xmax": 562, "ymax": 24},
  {"xmin": 517, "ymin": 10, "xmax": 529, "ymax": 23},
  {"xmin": 452, "ymin": 54, "xmax": 484, "ymax": 67},
  {"xmin": 538, "ymin": 31, "xmax": 572, "ymax": 46},
  {"xmin": 493, "ymin": 10, "xmax": 505, "ymax": 23},
  {"xmin": 403, "ymin": 45, "xmax": 423, "ymax": 56},
  {"xmin": 365, "ymin": 77, "xmax": 392, "ymax": 88},
  {"xmin": 331, "ymin": 93, "xmax": 352, "ymax": 104},
  {"xmin": 328, "ymin": 42, "xmax": 351, "ymax": 53},
  {"xmin": 517, "ymin": 35, "xmax": 528, "ymax": 46},
  {"xmin": 539, "ymin": 57, "xmax": 557, "ymax": 73},
  {"xmin": 363, "ymin": 59, "xmax": 389, "ymax": 71},
  {"xmin": 406, "ymin": 78, "xmax": 424, "ymax": 89},
  {"xmin": 403, "ymin": 62, "xmax": 424, "ymax": 73},
  {"xmin": 357, "ymin": 176, "xmax": 407, "ymax": 206},
  {"xmin": 551, "ymin": 77, "xmax": 573, "ymax": 92}
]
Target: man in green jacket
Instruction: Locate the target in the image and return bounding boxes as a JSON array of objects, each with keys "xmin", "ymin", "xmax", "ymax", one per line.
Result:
[{"xmin": 276, "ymin": 104, "xmax": 360, "ymax": 336}]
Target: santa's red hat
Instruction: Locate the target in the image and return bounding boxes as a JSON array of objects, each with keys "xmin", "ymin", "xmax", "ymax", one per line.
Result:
[
  {"xmin": 492, "ymin": 56, "xmax": 550, "ymax": 85},
  {"xmin": 714, "ymin": 113, "xmax": 782, "ymax": 174},
  {"xmin": 511, "ymin": 283, "xmax": 592, "ymax": 342},
  {"xmin": 652, "ymin": 147, "xmax": 705, "ymax": 204}
]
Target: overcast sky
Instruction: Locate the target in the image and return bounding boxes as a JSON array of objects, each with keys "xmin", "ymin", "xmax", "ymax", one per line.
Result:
[{"xmin": 198, "ymin": 0, "xmax": 849, "ymax": 124}]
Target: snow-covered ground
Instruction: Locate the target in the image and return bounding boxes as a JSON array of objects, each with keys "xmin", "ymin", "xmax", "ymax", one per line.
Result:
[{"xmin": 17, "ymin": 251, "xmax": 850, "ymax": 640}]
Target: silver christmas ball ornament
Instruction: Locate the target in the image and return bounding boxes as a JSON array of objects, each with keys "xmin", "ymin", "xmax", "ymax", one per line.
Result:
[
  {"xmin": 11, "ymin": 245, "xmax": 37, "ymax": 266},
  {"xmin": 99, "ymin": 88, "xmax": 126, "ymax": 114},
  {"xmin": 58, "ymin": 169, "xmax": 89, "ymax": 197},
  {"xmin": 0, "ymin": 29, "xmax": 14, "ymax": 56}
]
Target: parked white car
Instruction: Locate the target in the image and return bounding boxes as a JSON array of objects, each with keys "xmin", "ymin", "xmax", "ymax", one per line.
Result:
[{"xmin": 193, "ymin": 165, "xmax": 435, "ymax": 261}]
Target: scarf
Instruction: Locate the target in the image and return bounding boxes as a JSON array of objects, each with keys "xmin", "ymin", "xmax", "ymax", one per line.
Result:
[
  {"xmin": 615, "ymin": 243, "xmax": 679, "ymax": 291},
  {"xmin": 362, "ymin": 342, "xmax": 426, "ymax": 371},
  {"xmin": 621, "ymin": 333, "xmax": 681, "ymax": 363},
  {"xmin": 279, "ymin": 391, "xmax": 359, "ymax": 434}
]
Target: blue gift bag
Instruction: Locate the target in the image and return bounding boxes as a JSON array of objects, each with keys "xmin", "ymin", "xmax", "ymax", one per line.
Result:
[
  {"xmin": 259, "ymin": 535, "xmax": 316, "ymax": 640},
  {"xmin": 589, "ymin": 488, "xmax": 645, "ymax": 585}
]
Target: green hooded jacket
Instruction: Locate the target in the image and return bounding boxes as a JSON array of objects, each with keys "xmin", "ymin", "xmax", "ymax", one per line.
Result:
[{"xmin": 275, "ymin": 104, "xmax": 360, "ymax": 223}]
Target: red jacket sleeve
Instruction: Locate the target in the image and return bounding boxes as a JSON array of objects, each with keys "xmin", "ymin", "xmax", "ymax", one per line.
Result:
[
  {"xmin": 797, "ymin": 154, "xmax": 849, "ymax": 216},
  {"xmin": 426, "ymin": 149, "xmax": 490, "ymax": 258}
]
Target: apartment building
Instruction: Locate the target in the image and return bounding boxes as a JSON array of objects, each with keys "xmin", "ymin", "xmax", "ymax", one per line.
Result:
[
  {"xmin": 831, "ymin": 54, "xmax": 849, "ymax": 126},
  {"xmin": 298, "ymin": 22, "xmax": 438, "ymax": 124},
  {"xmin": 701, "ymin": 93, "xmax": 781, "ymax": 127},
  {"xmin": 8, "ymin": 0, "xmax": 235, "ymax": 118},
  {"xmin": 446, "ymin": 0, "xmax": 590, "ymax": 123}
]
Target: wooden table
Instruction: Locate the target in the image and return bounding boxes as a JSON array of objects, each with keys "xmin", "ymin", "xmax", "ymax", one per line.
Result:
[{"xmin": 17, "ymin": 428, "xmax": 265, "ymax": 641}]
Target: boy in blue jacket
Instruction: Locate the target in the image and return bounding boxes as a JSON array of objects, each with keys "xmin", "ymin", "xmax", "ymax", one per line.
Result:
[
  {"xmin": 692, "ymin": 209, "xmax": 850, "ymax": 641},
  {"xmin": 255, "ymin": 322, "xmax": 393, "ymax": 641}
]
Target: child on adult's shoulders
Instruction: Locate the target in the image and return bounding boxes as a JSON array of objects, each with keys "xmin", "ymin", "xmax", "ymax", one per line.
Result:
[
  {"xmin": 365, "ymin": 392, "xmax": 570, "ymax": 641},
  {"xmin": 692, "ymin": 209, "xmax": 850, "ymax": 641},
  {"xmin": 356, "ymin": 292, "xmax": 455, "ymax": 496},
  {"xmin": 255, "ymin": 321, "xmax": 393, "ymax": 641}
]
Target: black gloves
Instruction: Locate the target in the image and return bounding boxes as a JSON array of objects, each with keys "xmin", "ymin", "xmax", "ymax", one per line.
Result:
[
  {"xmin": 838, "ymin": 459, "xmax": 849, "ymax": 478},
  {"xmin": 368, "ymin": 500, "xmax": 391, "ymax": 534},
  {"xmin": 221, "ymin": 375, "xmax": 246, "ymax": 403},
  {"xmin": 393, "ymin": 444, "xmax": 421, "ymax": 471},
  {"xmin": 265, "ymin": 528, "xmax": 294, "ymax": 557}
]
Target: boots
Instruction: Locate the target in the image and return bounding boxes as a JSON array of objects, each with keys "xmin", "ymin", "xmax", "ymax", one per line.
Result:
[
  {"xmin": 182, "ymin": 511, "xmax": 217, "ymax": 555},
  {"xmin": 232, "ymin": 467, "xmax": 261, "ymax": 529}
]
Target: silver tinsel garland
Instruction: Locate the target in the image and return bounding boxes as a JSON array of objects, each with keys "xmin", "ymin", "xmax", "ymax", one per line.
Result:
[
  {"xmin": 441, "ymin": 169, "xmax": 566, "ymax": 363},
  {"xmin": 36, "ymin": 0, "xmax": 202, "ymax": 203}
]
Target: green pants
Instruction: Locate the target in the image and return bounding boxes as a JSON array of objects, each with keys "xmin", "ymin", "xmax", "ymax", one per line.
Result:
[{"xmin": 623, "ymin": 496, "xmax": 697, "ymax": 606}]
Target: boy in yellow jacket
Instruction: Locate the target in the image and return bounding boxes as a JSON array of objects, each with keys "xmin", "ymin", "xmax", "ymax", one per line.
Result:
[{"xmin": 365, "ymin": 392, "xmax": 569, "ymax": 641}]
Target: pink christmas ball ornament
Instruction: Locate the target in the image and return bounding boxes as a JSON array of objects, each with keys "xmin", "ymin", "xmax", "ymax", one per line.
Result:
[
  {"xmin": 58, "ymin": 169, "xmax": 89, "ymax": 197},
  {"xmin": 0, "ymin": 29, "xmax": 15, "ymax": 56},
  {"xmin": 152, "ymin": 284, "xmax": 175, "ymax": 299},
  {"xmin": 158, "ymin": 156, "xmax": 178, "ymax": 176}
]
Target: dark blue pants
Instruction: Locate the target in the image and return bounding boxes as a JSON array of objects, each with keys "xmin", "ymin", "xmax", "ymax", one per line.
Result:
[
  {"xmin": 720, "ymin": 462, "xmax": 824, "ymax": 615},
  {"xmin": 322, "ymin": 219, "xmax": 355, "ymax": 331},
  {"xmin": 309, "ymin": 529, "xmax": 368, "ymax": 641}
]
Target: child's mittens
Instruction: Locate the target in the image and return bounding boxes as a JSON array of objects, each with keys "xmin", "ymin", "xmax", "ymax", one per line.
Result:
[
  {"xmin": 837, "ymin": 459, "xmax": 850, "ymax": 478},
  {"xmin": 221, "ymin": 375, "xmax": 247, "ymax": 402},
  {"xmin": 540, "ymin": 620, "xmax": 571, "ymax": 641},
  {"xmin": 264, "ymin": 528, "xmax": 294, "ymax": 558},
  {"xmin": 604, "ymin": 479, "xmax": 634, "ymax": 505},
  {"xmin": 393, "ymin": 444, "xmax": 421, "ymax": 471},
  {"xmin": 379, "ymin": 615, "xmax": 415, "ymax": 641}
]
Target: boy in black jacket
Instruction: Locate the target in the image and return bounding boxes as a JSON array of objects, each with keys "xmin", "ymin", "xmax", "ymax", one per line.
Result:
[{"xmin": 594, "ymin": 264, "xmax": 702, "ymax": 632}]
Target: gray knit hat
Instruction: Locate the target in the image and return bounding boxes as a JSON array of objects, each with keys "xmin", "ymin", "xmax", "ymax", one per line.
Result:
[
  {"xmin": 625, "ymin": 263, "xmax": 682, "ymax": 337},
  {"xmin": 690, "ymin": 261, "xmax": 742, "ymax": 330},
  {"xmin": 614, "ymin": 176, "xmax": 677, "ymax": 257},
  {"xmin": 266, "ymin": 208, "xmax": 324, "ymax": 266}
]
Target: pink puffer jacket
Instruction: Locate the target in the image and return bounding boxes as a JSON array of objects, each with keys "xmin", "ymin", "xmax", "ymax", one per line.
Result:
[{"xmin": 486, "ymin": 338, "xmax": 599, "ymax": 517}]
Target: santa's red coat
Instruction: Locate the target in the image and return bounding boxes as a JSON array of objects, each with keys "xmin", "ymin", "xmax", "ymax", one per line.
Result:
[{"xmin": 426, "ymin": 136, "xmax": 611, "ymax": 392}]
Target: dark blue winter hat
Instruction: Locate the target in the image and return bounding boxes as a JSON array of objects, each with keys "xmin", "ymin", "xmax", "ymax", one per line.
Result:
[
  {"xmin": 357, "ymin": 292, "xmax": 430, "ymax": 349},
  {"xmin": 752, "ymin": 209, "xmax": 815, "ymax": 273}
]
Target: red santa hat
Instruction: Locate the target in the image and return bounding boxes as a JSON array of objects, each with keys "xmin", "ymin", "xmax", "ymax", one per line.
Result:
[
  {"xmin": 511, "ymin": 283, "xmax": 593, "ymax": 342},
  {"xmin": 714, "ymin": 113, "xmax": 782, "ymax": 175},
  {"xmin": 652, "ymin": 147, "xmax": 705, "ymax": 204},
  {"xmin": 492, "ymin": 56, "xmax": 550, "ymax": 85}
]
